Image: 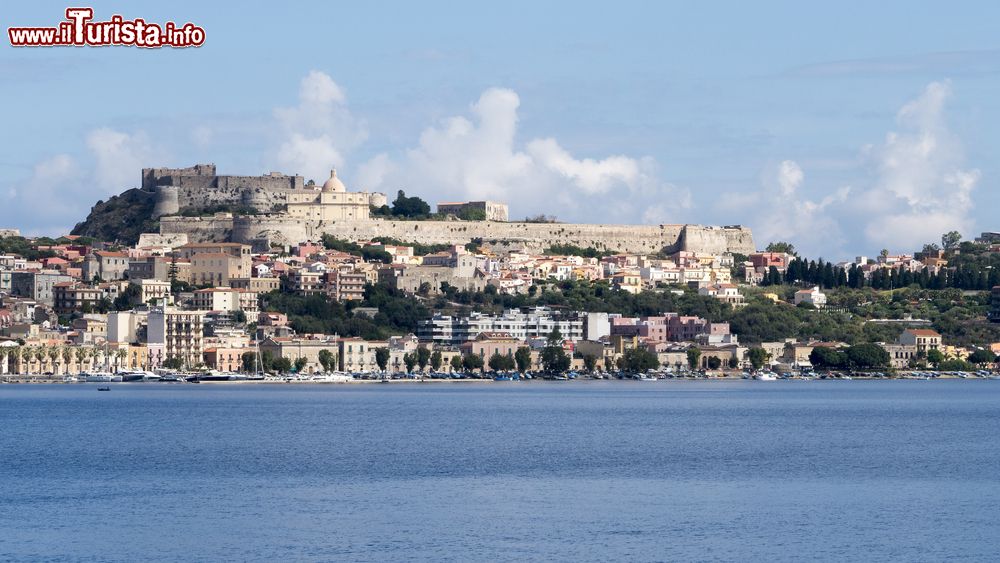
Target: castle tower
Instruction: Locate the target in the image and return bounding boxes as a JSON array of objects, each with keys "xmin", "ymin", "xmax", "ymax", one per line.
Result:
[
  {"xmin": 241, "ymin": 186, "xmax": 270, "ymax": 212},
  {"xmin": 152, "ymin": 186, "xmax": 180, "ymax": 218}
]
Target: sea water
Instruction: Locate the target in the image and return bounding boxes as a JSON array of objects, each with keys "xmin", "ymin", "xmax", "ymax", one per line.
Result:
[{"xmin": 1, "ymin": 380, "xmax": 998, "ymax": 561}]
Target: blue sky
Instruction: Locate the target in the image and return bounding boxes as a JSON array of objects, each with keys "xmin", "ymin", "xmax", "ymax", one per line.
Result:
[{"xmin": 2, "ymin": 0, "xmax": 998, "ymax": 259}]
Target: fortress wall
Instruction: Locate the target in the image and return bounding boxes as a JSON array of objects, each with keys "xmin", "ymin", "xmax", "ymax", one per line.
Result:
[
  {"xmin": 679, "ymin": 225, "xmax": 756, "ymax": 255},
  {"xmin": 142, "ymin": 164, "xmax": 216, "ymax": 190},
  {"xmin": 182, "ymin": 185, "xmax": 288, "ymax": 211},
  {"xmin": 216, "ymin": 175, "xmax": 304, "ymax": 191},
  {"xmin": 159, "ymin": 216, "xmax": 236, "ymax": 243},
  {"xmin": 308, "ymin": 220, "xmax": 687, "ymax": 254},
  {"xmin": 162, "ymin": 215, "xmax": 754, "ymax": 255}
]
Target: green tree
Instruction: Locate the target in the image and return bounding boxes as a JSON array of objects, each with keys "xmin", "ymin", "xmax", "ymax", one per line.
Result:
[
  {"xmin": 540, "ymin": 328, "xmax": 571, "ymax": 373},
  {"xmin": 162, "ymin": 356, "xmax": 184, "ymax": 370},
  {"xmin": 926, "ymin": 348, "xmax": 945, "ymax": 367},
  {"xmin": 375, "ymin": 347, "xmax": 390, "ymax": 372},
  {"xmin": 747, "ymin": 347, "xmax": 770, "ymax": 370},
  {"xmin": 706, "ymin": 356, "xmax": 722, "ymax": 370},
  {"xmin": 766, "ymin": 241, "xmax": 796, "ymax": 255},
  {"xmin": 686, "ymin": 348, "xmax": 701, "ymax": 370},
  {"xmin": 810, "ymin": 346, "xmax": 847, "ymax": 369},
  {"xmin": 515, "ymin": 346, "xmax": 532, "ymax": 373},
  {"xmin": 113, "ymin": 283, "xmax": 141, "ymax": 310},
  {"xmin": 620, "ymin": 348, "xmax": 660, "ymax": 372},
  {"xmin": 488, "ymin": 352, "xmax": 507, "ymax": 372},
  {"xmin": 391, "ymin": 190, "xmax": 431, "ymax": 218},
  {"xmin": 583, "ymin": 354, "xmax": 598, "ymax": 373},
  {"xmin": 462, "ymin": 353, "xmax": 484, "ymax": 372},
  {"xmin": 430, "ymin": 350, "xmax": 443, "ymax": 371},
  {"xmin": 272, "ymin": 357, "xmax": 293, "ymax": 373},
  {"xmin": 845, "ymin": 343, "xmax": 890, "ymax": 369},
  {"xmin": 941, "ymin": 230, "xmax": 962, "ymax": 251},
  {"xmin": 967, "ymin": 348, "xmax": 996, "ymax": 365},
  {"xmin": 318, "ymin": 349, "xmax": 336, "ymax": 372},
  {"xmin": 450, "ymin": 355, "xmax": 464, "ymax": 372},
  {"xmin": 938, "ymin": 358, "xmax": 976, "ymax": 371},
  {"xmin": 416, "ymin": 346, "xmax": 431, "ymax": 372},
  {"xmin": 403, "ymin": 352, "xmax": 417, "ymax": 372},
  {"xmin": 241, "ymin": 351, "xmax": 256, "ymax": 373}
]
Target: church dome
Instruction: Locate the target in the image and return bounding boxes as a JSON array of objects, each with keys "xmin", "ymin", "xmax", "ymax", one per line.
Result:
[{"xmin": 321, "ymin": 169, "xmax": 347, "ymax": 192}]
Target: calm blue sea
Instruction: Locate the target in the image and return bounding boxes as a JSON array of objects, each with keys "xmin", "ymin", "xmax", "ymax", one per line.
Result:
[{"xmin": 1, "ymin": 380, "xmax": 998, "ymax": 562}]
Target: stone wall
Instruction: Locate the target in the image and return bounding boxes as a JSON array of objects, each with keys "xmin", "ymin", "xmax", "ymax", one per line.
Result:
[
  {"xmin": 146, "ymin": 165, "xmax": 305, "ymax": 217},
  {"xmin": 161, "ymin": 215, "xmax": 756, "ymax": 255}
]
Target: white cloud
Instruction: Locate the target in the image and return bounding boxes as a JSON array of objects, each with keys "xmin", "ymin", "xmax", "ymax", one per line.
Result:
[
  {"xmin": 738, "ymin": 160, "xmax": 851, "ymax": 257},
  {"xmin": 273, "ymin": 70, "xmax": 366, "ymax": 182},
  {"xmin": 777, "ymin": 160, "xmax": 803, "ymax": 196},
  {"xmin": 362, "ymin": 87, "xmax": 690, "ymax": 223},
  {"xmin": 85, "ymin": 128, "xmax": 154, "ymax": 194},
  {"xmin": 5, "ymin": 129, "xmax": 160, "ymax": 235},
  {"xmin": 861, "ymin": 80, "xmax": 979, "ymax": 250},
  {"xmin": 722, "ymin": 80, "xmax": 979, "ymax": 258}
]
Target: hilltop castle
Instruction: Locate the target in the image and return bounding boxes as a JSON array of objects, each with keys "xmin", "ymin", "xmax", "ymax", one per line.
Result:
[
  {"xmin": 150, "ymin": 164, "xmax": 756, "ymax": 255},
  {"xmin": 145, "ymin": 164, "xmax": 388, "ymax": 219}
]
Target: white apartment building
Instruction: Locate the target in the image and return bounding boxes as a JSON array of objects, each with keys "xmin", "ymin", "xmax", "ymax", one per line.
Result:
[
  {"xmin": 147, "ymin": 308, "xmax": 205, "ymax": 368},
  {"xmin": 418, "ymin": 307, "xmax": 585, "ymax": 345}
]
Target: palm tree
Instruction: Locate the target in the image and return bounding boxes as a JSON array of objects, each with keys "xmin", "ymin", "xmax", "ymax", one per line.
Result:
[
  {"xmin": 24, "ymin": 346, "xmax": 39, "ymax": 376},
  {"xmin": 115, "ymin": 348, "xmax": 128, "ymax": 372},
  {"xmin": 0, "ymin": 347, "xmax": 8, "ymax": 376},
  {"xmin": 61, "ymin": 346, "xmax": 73, "ymax": 375},
  {"xmin": 10, "ymin": 346, "xmax": 23, "ymax": 375},
  {"xmin": 94, "ymin": 346, "xmax": 106, "ymax": 371},
  {"xmin": 48, "ymin": 346, "xmax": 61, "ymax": 375},
  {"xmin": 75, "ymin": 347, "xmax": 89, "ymax": 373}
]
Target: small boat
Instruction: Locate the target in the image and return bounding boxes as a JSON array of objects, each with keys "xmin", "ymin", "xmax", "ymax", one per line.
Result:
[
  {"xmin": 97, "ymin": 386, "xmax": 110, "ymax": 391},
  {"xmin": 754, "ymin": 372, "xmax": 777, "ymax": 381}
]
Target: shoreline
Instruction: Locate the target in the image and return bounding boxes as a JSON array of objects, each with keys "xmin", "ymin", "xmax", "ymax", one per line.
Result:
[{"xmin": 0, "ymin": 374, "xmax": 992, "ymax": 385}]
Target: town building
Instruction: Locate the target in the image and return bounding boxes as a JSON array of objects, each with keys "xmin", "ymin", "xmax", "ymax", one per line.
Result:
[
  {"xmin": 146, "ymin": 308, "xmax": 205, "ymax": 368},
  {"xmin": 52, "ymin": 282, "xmax": 104, "ymax": 314},
  {"xmin": 286, "ymin": 169, "xmax": 385, "ymax": 222},
  {"xmin": 419, "ymin": 307, "xmax": 586, "ymax": 345},
  {"xmin": 897, "ymin": 328, "xmax": 942, "ymax": 354},
  {"xmin": 82, "ymin": 251, "xmax": 130, "ymax": 281},
  {"xmin": 794, "ymin": 286, "xmax": 828, "ymax": 308},
  {"xmin": 459, "ymin": 332, "xmax": 524, "ymax": 361},
  {"xmin": 698, "ymin": 283, "xmax": 745, "ymax": 308},
  {"xmin": 9, "ymin": 271, "xmax": 74, "ymax": 306}
]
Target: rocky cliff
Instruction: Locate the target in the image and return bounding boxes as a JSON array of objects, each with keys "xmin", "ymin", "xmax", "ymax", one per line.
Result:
[{"xmin": 71, "ymin": 188, "xmax": 159, "ymax": 244}]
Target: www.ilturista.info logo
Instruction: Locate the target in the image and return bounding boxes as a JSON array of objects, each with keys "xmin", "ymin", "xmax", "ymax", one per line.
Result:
[{"xmin": 8, "ymin": 7, "xmax": 205, "ymax": 48}]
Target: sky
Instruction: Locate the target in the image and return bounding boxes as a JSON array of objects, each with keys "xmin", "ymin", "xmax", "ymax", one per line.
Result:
[{"xmin": 1, "ymin": 0, "xmax": 998, "ymax": 260}]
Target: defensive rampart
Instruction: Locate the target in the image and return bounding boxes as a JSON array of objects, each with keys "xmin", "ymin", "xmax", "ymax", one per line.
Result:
[{"xmin": 160, "ymin": 215, "xmax": 756, "ymax": 255}]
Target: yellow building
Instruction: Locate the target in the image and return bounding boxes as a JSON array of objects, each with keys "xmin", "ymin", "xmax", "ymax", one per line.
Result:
[{"xmin": 287, "ymin": 169, "xmax": 382, "ymax": 222}]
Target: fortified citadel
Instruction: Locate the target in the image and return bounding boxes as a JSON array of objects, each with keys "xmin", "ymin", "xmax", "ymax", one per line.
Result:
[{"xmin": 150, "ymin": 164, "xmax": 756, "ymax": 255}]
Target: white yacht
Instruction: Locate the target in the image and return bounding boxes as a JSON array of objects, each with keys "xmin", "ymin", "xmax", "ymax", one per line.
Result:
[
  {"xmin": 82, "ymin": 372, "xmax": 114, "ymax": 383},
  {"xmin": 754, "ymin": 372, "xmax": 777, "ymax": 381}
]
